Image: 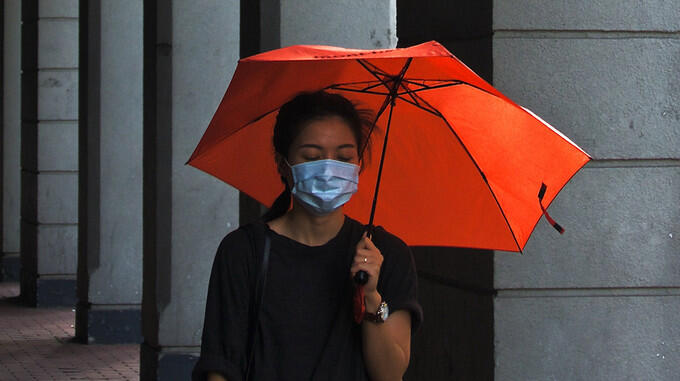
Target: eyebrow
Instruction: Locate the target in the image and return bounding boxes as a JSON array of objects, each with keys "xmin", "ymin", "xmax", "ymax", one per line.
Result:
[{"xmin": 297, "ymin": 143, "xmax": 356, "ymax": 149}]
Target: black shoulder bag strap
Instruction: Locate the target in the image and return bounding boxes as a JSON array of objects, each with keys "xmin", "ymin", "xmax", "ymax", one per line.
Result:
[{"xmin": 245, "ymin": 225, "xmax": 271, "ymax": 381}]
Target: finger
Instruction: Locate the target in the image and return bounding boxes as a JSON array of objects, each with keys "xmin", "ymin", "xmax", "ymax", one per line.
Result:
[
  {"xmin": 351, "ymin": 255, "xmax": 374, "ymax": 268},
  {"xmin": 354, "ymin": 249, "xmax": 374, "ymax": 264},
  {"xmin": 356, "ymin": 235, "xmax": 370, "ymax": 250},
  {"xmin": 357, "ymin": 247, "xmax": 381, "ymax": 262},
  {"xmin": 362, "ymin": 235, "xmax": 378, "ymax": 251}
]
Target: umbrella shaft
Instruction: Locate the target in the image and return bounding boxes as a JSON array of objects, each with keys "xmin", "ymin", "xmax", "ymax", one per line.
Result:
[
  {"xmin": 368, "ymin": 93, "xmax": 396, "ymax": 231},
  {"xmin": 367, "ymin": 58, "xmax": 412, "ymax": 232}
]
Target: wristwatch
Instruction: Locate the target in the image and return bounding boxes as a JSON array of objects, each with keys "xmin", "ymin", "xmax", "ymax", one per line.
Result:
[{"xmin": 364, "ymin": 301, "xmax": 389, "ymax": 323}]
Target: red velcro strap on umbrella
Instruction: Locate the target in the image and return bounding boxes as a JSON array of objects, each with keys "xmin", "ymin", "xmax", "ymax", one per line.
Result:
[
  {"xmin": 353, "ymin": 284, "xmax": 365, "ymax": 324},
  {"xmin": 538, "ymin": 183, "xmax": 565, "ymax": 234}
]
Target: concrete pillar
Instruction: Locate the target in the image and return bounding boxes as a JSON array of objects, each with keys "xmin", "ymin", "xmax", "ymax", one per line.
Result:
[
  {"xmin": 140, "ymin": 1, "xmax": 240, "ymax": 379},
  {"xmin": 396, "ymin": 2, "xmax": 494, "ymax": 379},
  {"xmin": 20, "ymin": 0, "xmax": 79, "ymax": 307},
  {"xmin": 278, "ymin": 0, "xmax": 396, "ymax": 48},
  {"xmin": 2, "ymin": 0, "xmax": 21, "ymax": 282},
  {"xmin": 493, "ymin": 1, "xmax": 680, "ymax": 380},
  {"xmin": 75, "ymin": 0, "xmax": 143, "ymax": 344}
]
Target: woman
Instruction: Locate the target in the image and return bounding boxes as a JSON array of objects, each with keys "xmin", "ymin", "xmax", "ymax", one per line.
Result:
[{"xmin": 193, "ymin": 91, "xmax": 423, "ymax": 381}]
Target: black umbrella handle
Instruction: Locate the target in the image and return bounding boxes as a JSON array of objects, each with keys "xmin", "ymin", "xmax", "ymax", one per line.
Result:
[
  {"xmin": 354, "ymin": 271, "xmax": 369, "ymax": 285},
  {"xmin": 353, "ymin": 226, "xmax": 375, "ymax": 285}
]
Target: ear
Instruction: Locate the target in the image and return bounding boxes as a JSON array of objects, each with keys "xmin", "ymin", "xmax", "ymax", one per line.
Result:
[{"xmin": 275, "ymin": 153, "xmax": 292, "ymax": 186}]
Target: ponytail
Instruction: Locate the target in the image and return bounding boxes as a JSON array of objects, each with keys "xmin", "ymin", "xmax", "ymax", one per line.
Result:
[{"xmin": 262, "ymin": 181, "xmax": 291, "ymax": 222}]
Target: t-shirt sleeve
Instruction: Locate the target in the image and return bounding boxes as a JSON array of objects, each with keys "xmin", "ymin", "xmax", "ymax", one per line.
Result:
[
  {"xmin": 192, "ymin": 228, "xmax": 253, "ymax": 381},
  {"xmin": 373, "ymin": 227, "xmax": 424, "ymax": 333}
]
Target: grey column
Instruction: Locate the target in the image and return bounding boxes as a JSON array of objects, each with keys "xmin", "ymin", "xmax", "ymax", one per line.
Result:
[
  {"xmin": 277, "ymin": 0, "xmax": 396, "ymax": 48},
  {"xmin": 20, "ymin": 0, "xmax": 79, "ymax": 307},
  {"xmin": 2, "ymin": 0, "xmax": 21, "ymax": 281},
  {"xmin": 245, "ymin": 0, "xmax": 397, "ymax": 55},
  {"xmin": 140, "ymin": 1, "xmax": 240, "ymax": 379},
  {"xmin": 75, "ymin": 0, "xmax": 143, "ymax": 344},
  {"xmin": 493, "ymin": 1, "xmax": 680, "ymax": 380}
]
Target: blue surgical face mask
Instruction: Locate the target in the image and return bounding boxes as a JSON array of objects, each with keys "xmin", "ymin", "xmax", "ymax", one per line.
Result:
[{"xmin": 288, "ymin": 159, "xmax": 360, "ymax": 215}]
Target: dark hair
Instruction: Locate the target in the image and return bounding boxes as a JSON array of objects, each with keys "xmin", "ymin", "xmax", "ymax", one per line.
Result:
[{"xmin": 262, "ymin": 91, "xmax": 375, "ymax": 221}]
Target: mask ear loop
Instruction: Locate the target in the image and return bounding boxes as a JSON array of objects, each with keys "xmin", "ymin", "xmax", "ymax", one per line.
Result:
[{"xmin": 282, "ymin": 158, "xmax": 295, "ymax": 190}]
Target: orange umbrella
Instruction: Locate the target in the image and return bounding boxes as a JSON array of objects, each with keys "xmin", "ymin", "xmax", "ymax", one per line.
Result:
[{"xmin": 188, "ymin": 41, "xmax": 590, "ymax": 252}]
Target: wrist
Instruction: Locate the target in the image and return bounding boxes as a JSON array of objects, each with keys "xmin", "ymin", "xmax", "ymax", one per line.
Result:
[{"xmin": 364, "ymin": 291, "xmax": 382, "ymax": 312}]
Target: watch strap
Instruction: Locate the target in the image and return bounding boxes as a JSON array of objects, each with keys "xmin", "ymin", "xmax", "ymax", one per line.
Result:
[{"xmin": 363, "ymin": 301, "xmax": 388, "ymax": 323}]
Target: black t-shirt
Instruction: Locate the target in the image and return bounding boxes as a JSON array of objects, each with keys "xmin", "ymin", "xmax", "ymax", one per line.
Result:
[{"xmin": 192, "ymin": 216, "xmax": 423, "ymax": 381}]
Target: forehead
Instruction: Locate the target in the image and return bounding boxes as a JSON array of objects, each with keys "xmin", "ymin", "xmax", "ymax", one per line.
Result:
[{"xmin": 293, "ymin": 116, "xmax": 357, "ymax": 146}]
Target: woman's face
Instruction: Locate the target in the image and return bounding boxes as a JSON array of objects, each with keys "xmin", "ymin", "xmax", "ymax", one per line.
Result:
[{"xmin": 287, "ymin": 115, "xmax": 359, "ymax": 166}]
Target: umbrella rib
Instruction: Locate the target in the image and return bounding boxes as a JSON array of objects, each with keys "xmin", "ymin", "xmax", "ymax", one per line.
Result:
[
  {"xmin": 187, "ymin": 106, "xmax": 282, "ymax": 163},
  {"xmin": 399, "ymin": 78, "xmax": 463, "ymax": 89},
  {"xmin": 325, "ymin": 79, "xmax": 390, "ymax": 92},
  {"xmin": 362, "ymin": 81, "xmax": 394, "ymax": 92},
  {"xmin": 326, "ymin": 86, "xmax": 391, "ymax": 97},
  {"xmin": 356, "ymin": 59, "xmax": 394, "ymax": 92},
  {"xmin": 387, "ymin": 81, "xmax": 445, "ymax": 117},
  {"xmin": 405, "ymin": 80, "xmax": 504, "ymax": 101},
  {"xmin": 356, "ymin": 59, "xmax": 393, "ymax": 78},
  {"xmin": 409, "ymin": 91, "xmax": 523, "ymax": 252},
  {"xmin": 397, "ymin": 82, "xmax": 462, "ymax": 95},
  {"xmin": 392, "ymin": 94, "xmax": 442, "ymax": 117},
  {"xmin": 399, "ymin": 82, "xmax": 434, "ymax": 112}
]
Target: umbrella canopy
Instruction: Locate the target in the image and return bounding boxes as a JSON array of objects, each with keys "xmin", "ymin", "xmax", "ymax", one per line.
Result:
[{"xmin": 188, "ymin": 41, "xmax": 590, "ymax": 251}]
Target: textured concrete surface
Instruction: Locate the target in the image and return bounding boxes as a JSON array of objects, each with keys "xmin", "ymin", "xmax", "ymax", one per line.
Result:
[
  {"xmin": 495, "ymin": 165, "xmax": 680, "ymax": 289},
  {"xmin": 90, "ymin": 0, "xmax": 143, "ymax": 305},
  {"xmin": 75, "ymin": 0, "xmax": 143, "ymax": 345},
  {"xmin": 37, "ymin": 173, "xmax": 78, "ymax": 224},
  {"xmin": 37, "ymin": 123, "xmax": 78, "ymax": 171},
  {"xmin": 494, "ymin": 0, "xmax": 680, "ymax": 31},
  {"xmin": 280, "ymin": 0, "xmax": 397, "ymax": 48},
  {"xmin": 38, "ymin": 0, "xmax": 78, "ymax": 18},
  {"xmin": 38, "ymin": 19, "xmax": 78, "ymax": 68},
  {"xmin": 492, "ymin": 2, "xmax": 679, "ymax": 380},
  {"xmin": 37, "ymin": 225, "xmax": 77, "ymax": 275},
  {"xmin": 493, "ymin": 38, "xmax": 680, "ymax": 160},
  {"xmin": 150, "ymin": 0, "xmax": 240, "ymax": 350},
  {"xmin": 495, "ymin": 294, "xmax": 680, "ymax": 381},
  {"xmin": 37, "ymin": 70, "xmax": 78, "ymax": 121}
]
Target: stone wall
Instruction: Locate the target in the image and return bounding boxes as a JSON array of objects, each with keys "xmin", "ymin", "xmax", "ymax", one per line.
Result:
[{"xmin": 493, "ymin": 1, "xmax": 680, "ymax": 379}]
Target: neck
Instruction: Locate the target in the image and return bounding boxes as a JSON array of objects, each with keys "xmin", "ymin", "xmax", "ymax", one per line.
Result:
[{"xmin": 272, "ymin": 201, "xmax": 346, "ymax": 246}]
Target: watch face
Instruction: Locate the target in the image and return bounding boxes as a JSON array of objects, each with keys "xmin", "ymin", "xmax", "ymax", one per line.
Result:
[{"xmin": 379, "ymin": 302, "xmax": 389, "ymax": 321}]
